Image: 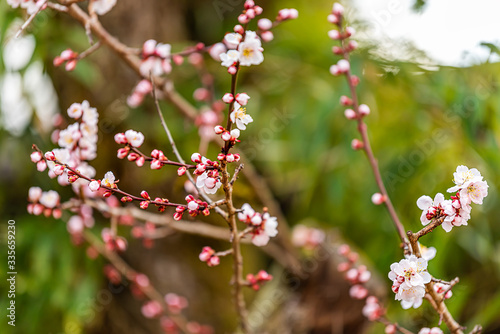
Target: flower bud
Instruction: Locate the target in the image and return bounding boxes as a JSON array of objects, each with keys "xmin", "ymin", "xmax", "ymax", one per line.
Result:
[
  {"xmin": 141, "ymin": 190, "xmax": 150, "ymax": 200},
  {"xmin": 344, "ymin": 108, "xmax": 357, "ymax": 120},
  {"xmin": 328, "ymin": 30, "xmax": 340, "ymax": 40},
  {"xmin": 258, "ymin": 18, "xmax": 273, "ymax": 30},
  {"xmin": 235, "ymin": 93, "xmax": 250, "ymax": 106},
  {"xmin": 221, "ymin": 131, "xmax": 232, "ymax": 141},
  {"xmin": 238, "ymin": 14, "xmax": 250, "ymax": 24},
  {"xmin": 140, "ymin": 201, "xmax": 149, "ymax": 209},
  {"xmin": 337, "ymin": 59, "xmax": 350, "ymax": 73},
  {"xmin": 45, "ymin": 151, "xmax": 56, "ymax": 161},
  {"xmin": 261, "ymin": 31, "xmax": 274, "ymax": 42},
  {"xmin": 371, "ymin": 193, "xmax": 385, "ymax": 205},
  {"xmin": 177, "ymin": 166, "xmax": 187, "ymax": 176},
  {"xmin": 351, "ymin": 139, "xmax": 364, "ymax": 150},
  {"xmin": 222, "ymin": 93, "xmax": 234, "ymax": 103},
  {"xmin": 30, "ymin": 151, "xmax": 42, "ymax": 163},
  {"xmin": 332, "ymin": 3, "xmax": 344, "ymax": 16},
  {"xmin": 191, "ymin": 153, "xmax": 202, "ymax": 163},
  {"xmin": 358, "ymin": 104, "xmax": 370, "ymax": 116},
  {"xmin": 234, "ymin": 24, "xmax": 245, "ymax": 35},
  {"xmin": 214, "ymin": 125, "xmax": 225, "ymax": 134},
  {"xmin": 340, "ymin": 95, "xmax": 353, "ymax": 106}
]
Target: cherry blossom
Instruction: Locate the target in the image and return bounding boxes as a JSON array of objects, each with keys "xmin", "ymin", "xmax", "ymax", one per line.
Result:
[
  {"xmin": 238, "ymin": 31, "xmax": 264, "ymax": 66},
  {"xmin": 459, "ymin": 180, "xmax": 488, "ymax": 206},
  {"xmin": 362, "ymin": 296, "xmax": 383, "ymax": 321},
  {"xmin": 220, "ymin": 50, "xmax": 240, "ymax": 67},
  {"xmin": 28, "ymin": 187, "xmax": 43, "ymax": 202},
  {"xmin": 237, "ymin": 203, "xmax": 262, "ymax": 225},
  {"xmin": 39, "ymin": 190, "xmax": 60, "ymax": 208},
  {"xmin": 101, "ymin": 171, "xmax": 116, "ymax": 188},
  {"xmin": 140, "ymin": 40, "xmax": 172, "ymax": 77},
  {"xmin": 125, "ymin": 129, "xmax": 145, "ymax": 148},
  {"xmin": 67, "ymin": 102, "xmax": 84, "ymax": 119},
  {"xmin": 230, "ymin": 102, "xmax": 253, "ymax": 130},
  {"xmin": 447, "ymin": 165, "xmax": 483, "ymax": 193},
  {"xmin": 389, "ymin": 256, "xmax": 431, "ymax": 288},
  {"xmin": 92, "ymin": 0, "xmax": 117, "ymax": 16},
  {"xmin": 251, "ymin": 212, "xmax": 278, "ymax": 246}
]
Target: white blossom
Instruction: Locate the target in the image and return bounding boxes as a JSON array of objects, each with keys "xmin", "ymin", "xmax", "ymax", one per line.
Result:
[
  {"xmin": 92, "ymin": 0, "xmax": 117, "ymax": 16},
  {"xmin": 230, "ymin": 102, "xmax": 253, "ymax": 130},
  {"xmin": 101, "ymin": 171, "xmax": 115, "ymax": 188},
  {"xmin": 416, "ymin": 193, "xmax": 446, "ymax": 226},
  {"xmin": 238, "ymin": 31, "xmax": 264, "ymax": 66},
  {"xmin": 125, "ymin": 129, "xmax": 145, "ymax": 147},
  {"xmin": 28, "ymin": 186, "xmax": 43, "ymax": 202},
  {"xmin": 447, "ymin": 165, "xmax": 483, "ymax": 193},
  {"xmin": 39, "ymin": 190, "xmax": 59, "ymax": 208},
  {"xmin": 220, "ymin": 50, "xmax": 240, "ymax": 67}
]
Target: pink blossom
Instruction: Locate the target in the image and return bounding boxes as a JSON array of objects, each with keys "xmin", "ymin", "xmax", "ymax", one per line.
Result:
[
  {"xmin": 358, "ymin": 104, "xmax": 370, "ymax": 116},
  {"xmin": 28, "ymin": 187, "xmax": 43, "ymax": 202},
  {"xmin": 39, "ymin": 190, "xmax": 60, "ymax": 208},
  {"xmin": 67, "ymin": 215, "xmax": 84, "ymax": 234},
  {"xmin": 371, "ymin": 193, "xmax": 385, "ymax": 205},
  {"xmin": 88, "ymin": 180, "xmax": 100, "ymax": 192},
  {"xmin": 125, "ymin": 129, "xmax": 144, "ymax": 147},
  {"xmin": 209, "ymin": 43, "xmax": 227, "ymax": 61}
]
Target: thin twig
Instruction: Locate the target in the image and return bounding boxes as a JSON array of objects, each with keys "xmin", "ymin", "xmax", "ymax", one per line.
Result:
[
  {"xmin": 77, "ymin": 41, "xmax": 101, "ymax": 60},
  {"xmin": 16, "ymin": 1, "xmax": 47, "ymax": 39}
]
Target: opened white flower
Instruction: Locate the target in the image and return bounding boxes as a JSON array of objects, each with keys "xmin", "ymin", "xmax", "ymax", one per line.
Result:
[
  {"xmin": 220, "ymin": 50, "xmax": 240, "ymax": 67},
  {"xmin": 92, "ymin": 0, "xmax": 117, "ymax": 16},
  {"xmin": 251, "ymin": 212, "xmax": 278, "ymax": 247},
  {"xmin": 125, "ymin": 129, "xmax": 145, "ymax": 148},
  {"xmin": 58, "ymin": 123, "xmax": 81, "ymax": 149},
  {"xmin": 238, "ymin": 203, "xmax": 262, "ymax": 226},
  {"xmin": 224, "ymin": 33, "xmax": 242, "ymax": 46},
  {"xmin": 459, "ymin": 180, "xmax": 488, "ymax": 206},
  {"xmin": 397, "ymin": 284, "xmax": 425, "ymax": 310},
  {"xmin": 447, "ymin": 165, "xmax": 483, "ymax": 193},
  {"xmin": 230, "ymin": 102, "xmax": 253, "ymax": 130},
  {"xmin": 82, "ymin": 101, "xmax": 98, "ymax": 126},
  {"xmin": 101, "ymin": 171, "xmax": 116, "ymax": 188},
  {"xmin": 238, "ymin": 31, "xmax": 264, "ymax": 66},
  {"xmin": 28, "ymin": 187, "xmax": 43, "ymax": 202},
  {"xmin": 389, "ymin": 255, "xmax": 431, "ymax": 288},
  {"xmin": 39, "ymin": 190, "xmax": 60, "ymax": 208},
  {"xmin": 67, "ymin": 102, "xmax": 83, "ymax": 119}
]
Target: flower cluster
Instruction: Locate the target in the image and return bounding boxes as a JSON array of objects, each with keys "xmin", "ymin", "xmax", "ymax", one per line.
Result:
[
  {"xmin": 140, "ymin": 39, "xmax": 172, "ymax": 77},
  {"xmin": 221, "ymin": 31, "xmax": 264, "ymax": 70},
  {"xmin": 291, "ymin": 224, "xmax": 325, "ymax": 250},
  {"xmin": 417, "ymin": 165, "xmax": 488, "ymax": 232},
  {"xmin": 192, "ymin": 154, "xmax": 221, "ymax": 195},
  {"xmin": 127, "ymin": 80, "xmax": 153, "ymax": 108},
  {"xmin": 246, "ymin": 270, "xmax": 272, "ymax": 290},
  {"xmin": 337, "ymin": 244, "xmax": 387, "ymax": 322},
  {"xmin": 238, "ymin": 203, "xmax": 278, "ymax": 246},
  {"xmin": 30, "ymin": 101, "xmax": 99, "ymax": 199},
  {"xmin": 53, "ymin": 48, "xmax": 79, "ymax": 71},
  {"xmin": 7, "ymin": 0, "xmax": 46, "ymax": 15},
  {"xmin": 27, "ymin": 187, "xmax": 61, "ymax": 218},
  {"xmin": 388, "ymin": 256, "xmax": 432, "ymax": 309},
  {"xmin": 199, "ymin": 246, "xmax": 220, "ymax": 267}
]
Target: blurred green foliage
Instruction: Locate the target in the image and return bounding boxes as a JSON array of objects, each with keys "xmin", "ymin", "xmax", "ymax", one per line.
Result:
[{"xmin": 1, "ymin": 0, "xmax": 500, "ymax": 333}]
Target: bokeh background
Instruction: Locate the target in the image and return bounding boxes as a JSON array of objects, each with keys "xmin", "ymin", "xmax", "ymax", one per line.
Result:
[{"xmin": 1, "ymin": 0, "xmax": 499, "ymax": 333}]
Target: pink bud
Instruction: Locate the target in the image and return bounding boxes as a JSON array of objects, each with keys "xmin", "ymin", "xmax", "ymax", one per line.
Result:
[
  {"xmin": 351, "ymin": 139, "xmax": 364, "ymax": 150},
  {"xmin": 337, "ymin": 262, "xmax": 350, "ymax": 272},
  {"xmin": 261, "ymin": 31, "xmax": 274, "ymax": 42},
  {"xmin": 254, "ymin": 6, "xmax": 263, "ymax": 15},
  {"xmin": 127, "ymin": 153, "xmax": 139, "ymax": 161},
  {"xmin": 89, "ymin": 180, "xmax": 100, "ymax": 192},
  {"xmin": 344, "ymin": 108, "xmax": 357, "ymax": 119},
  {"xmin": 345, "ymin": 26, "xmax": 355, "ymax": 37},
  {"xmin": 45, "ymin": 151, "xmax": 56, "ymax": 161},
  {"xmin": 233, "ymin": 154, "xmax": 241, "ymax": 161},
  {"xmin": 53, "ymin": 56, "xmax": 64, "ymax": 67},
  {"xmin": 191, "ymin": 153, "xmax": 202, "ymax": 163},
  {"xmin": 358, "ymin": 104, "xmax": 370, "ymax": 116},
  {"xmin": 208, "ymin": 256, "xmax": 220, "ymax": 267},
  {"xmin": 54, "ymin": 164, "xmax": 65, "ymax": 176},
  {"xmin": 136, "ymin": 156, "xmax": 145, "ymax": 167},
  {"xmin": 115, "ymin": 237, "xmax": 127, "ymax": 252},
  {"xmin": 337, "ymin": 59, "xmax": 350, "ymax": 73},
  {"xmin": 222, "ymin": 93, "xmax": 234, "ymax": 103},
  {"xmin": 244, "ymin": 0, "xmax": 255, "ymax": 9},
  {"xmin": 345, "ymin": 268, "xmax": 358, "ymax": 282},
  {"xmin": 329, "ymin": 65, "xmax": 340, "ymax": 76},
  {"xmin": 348, "ymin": 40, "xmax": 358, "ymax": 51},
  {"xmin": 65, "ymin": 59, "xmax": 77, "ymax": 71},
  {"xmin": 140, "ymin": 201, "xmax": 149, "ymax": 209},
  {"xmin": 37, "ymin": 160, "xmax": 47, "ymax": 172},
  {"xmin": 340, "ymin": 95, "xmax": 353, "ymax": 106},
  {"xmin": 117, "ymin": 148, "xmax": 129, "ymax": 159},
  {"xmin": 60, "ymin": 49, "xmax": 75, "ymax": 60},
  {"xmin": 226, "ymin": 154, "xmax": 235, "ymax": 163},
  {"xmin": 150, "ymin": 159, "xmax": 162, "ymax": 170},
  {"xmin": 114, "ymin": 133, "xmax": 128, "ymax": 144},
  {"xmin": 228, "ymin": 66, "xmax": 237, "ymax": 75},
  {"xmin": 33, "ymin": 204, "xmax": 44, "ymax": 215},
  {"xmin": 193, "ymin": 88, "xmax": 210, "ymax": 102},
  {"xmin": 246, "ymin": 8, "xmax": 256, "ymax": 19},
  {"xmin": 371, "ymin": 193, "xmax": 385, "ymax": 205},
  {"xmin": 327, "ymin": 14, "xmax": 339, "ymax": 24},
  {"xmin": 172, "ymin": 54, "xmax": 184, "ymax": 66},
  {"xmin": 350, "ymin": 75, "xmax": 360, "ymax": 86},
  {"xmin": 221, "ymin": 131, "xmax": 231, "ymax": 141},
  {"xmin": 338, "ymin": 244, "xmax": 351, "ymax": 256},
  {"xmin": 187, "ymin": 201, "xmax": 199, "ymax": 211},
  {"xmin": 332, "ymin": 46, "xmax": 343, "ymax": 55},
  {"xmin": 238, "ymin": 14, "xmax": 250, "ymax": 24},
  {"xmin": 31, "ymin": 151, "xmax": 42, "ymax": 163},
  {"xmin": 332, "ymin": 3, "xmax": 344, "ymax": 16},
  {"xmin": 289, "ymin": 9, "xmax": 299, "ymax": 19},
  {"xmin": 143, "ymin": 39, "xmax": 157, "ymax": 56},
  {"xmin": 258, "ymin": 18, "xmax": 273, "ymax": 30},
  {"xmin": 217, "ymin": 153, "xmax": 226, "ymax": 161},
  {"xmin": 385, "ymin": 324, "xmax": 397, "ymax": 334},
  {"xmin": 278, "ymin": 8, "xmax": 290, "ymax": 20},
  {"xmin": 234, "ymin": 24, "xmax": 245, "ymax": 35},
  {"xmin": 349, "ymin": 285, "xmax": 368, "ymax": 299},
  {"xmin": 173, "ymin": 212, "xmax": 183, "ymax": 221},
  {"xmin": 52, "ymin": 208, "xmax": 62, "ymax": 219},
  {"xmin": 141, "ymin": 190, "xmax": 150, "ymax": 200},
  {"xmin": 328, "ymin": 30, "xmax": 341, "ymax": 40},
  {"xmin": 177, "ymin": 166, "xmax": 187, "ymax": 176},
  {"xmin": 214, "ymin": 125, "xmax": 225, "ymax": 134}
]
